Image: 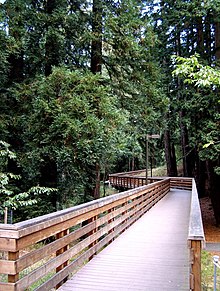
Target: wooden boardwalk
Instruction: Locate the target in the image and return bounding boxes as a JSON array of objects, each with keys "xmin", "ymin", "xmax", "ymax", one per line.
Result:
[{"xmin": 58, "ymin": 189, "xmax": 191, "ymax": 291}]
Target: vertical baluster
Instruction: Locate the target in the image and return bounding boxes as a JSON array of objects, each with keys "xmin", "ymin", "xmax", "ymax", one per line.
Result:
[
  {"xmin": 89, "ymin": 215, "xmax": 98, "ymax": 260},
  {"xmin": 108, "ymin": 207, "xmax": 115, "ymax": 242},
  {"xmin": 121, "ymin": 201, "xmax": 128, "ymax": 232},
  {"xmin": 56, "ymin": 229, "xmax": 69, "ymax": 289}
]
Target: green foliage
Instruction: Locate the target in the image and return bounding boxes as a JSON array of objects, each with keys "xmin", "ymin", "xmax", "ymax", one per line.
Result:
[
  {"xmin": 0, "ymin": 140, "xmax": 33, "ymax": 215},
  {"xmin": 172, "ymin": 54, "xmax": 220, "ymax": 89},
  {"xmin": 172, "ymin": 54, "xmax": 220, "ymax": 172},
  {"xmin": 104, "ymin": 0, "xmax": 168, "ymax": 127},
  {"xmin": 0, "ymin": 31, "xmax": 9, "ymax": 85},
  {"xmin": 0, "ymin": 140, "xmax": 56, "ymax": 220},
  {"xmin": 0, "ymin": 0, "xmax": 168, "ymax": 219},
  {"xmin": 13, "ymin": 67, "xmax": 130, "ymax": 207}
]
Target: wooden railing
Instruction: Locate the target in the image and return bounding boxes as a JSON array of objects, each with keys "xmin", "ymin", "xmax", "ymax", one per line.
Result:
[
  {"xmin": 109, "ymin": 173, "xmax": 192, "ymax": 190},
  {"xmin": 170, "ymin": 177, "xmax": 192, "ymax": 190},
  {"xmin": 0, "ymin": 179, "xmax": 170, "ymax": 291},
  {"xmin": 109, "ymin": 173, "xmax": 162, "ymax": 189},
  {"xmin": 109, "ymin": 173, "xmax": 205, "ymax": 291},
  {"xmin": 188, "ymin": 179, "xmax": 205, "ymax": 291}
]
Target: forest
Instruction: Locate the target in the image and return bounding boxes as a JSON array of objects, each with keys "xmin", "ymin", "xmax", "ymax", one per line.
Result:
[{"xmin": 0, "ymin": 0, "xmax": 219, "ymax": 225}]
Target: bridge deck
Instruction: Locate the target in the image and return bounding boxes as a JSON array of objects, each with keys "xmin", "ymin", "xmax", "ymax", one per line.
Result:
[{"xmin": 58, "ymin": 189, "xmax": 191, "ymax": 291}]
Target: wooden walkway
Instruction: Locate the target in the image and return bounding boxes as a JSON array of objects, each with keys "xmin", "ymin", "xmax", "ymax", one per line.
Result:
[{"xmin": 58, "ymin": 189, "xmax": 191, "ymax": 291}]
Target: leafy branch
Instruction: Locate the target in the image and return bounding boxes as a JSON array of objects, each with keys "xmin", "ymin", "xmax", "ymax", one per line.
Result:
[
  {"xmin": 0, "ymin": 141, "xmax": 57, "ymax": 222},
  {"xmin": 172, "ymin": 54, "xmax": 220, "ymax": 91}
]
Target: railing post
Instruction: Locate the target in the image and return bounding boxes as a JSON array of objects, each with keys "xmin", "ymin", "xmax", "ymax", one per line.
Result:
[
  {"xmin": 8, "ymin": 250, "xmax": 19, "ymax": 284},
  {"xmin": 189, "ymin": 240, "xmax": 202, "ymax": 291},
  {"xmin": 188, "ymin": 179, "xmax": 204, "ymax": 291}
]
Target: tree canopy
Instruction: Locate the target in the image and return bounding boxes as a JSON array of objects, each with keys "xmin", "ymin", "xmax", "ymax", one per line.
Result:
[
  {"xmin": 149, "ymin": 0, "xmax": 220, "ymax": 224},
  {"xmin": 0, "ymin": 0, "xmax": 219, "ymax": 225},
  {"xmin": 0, "ymin": 0, "xmax": 167, "ymax": 221}
]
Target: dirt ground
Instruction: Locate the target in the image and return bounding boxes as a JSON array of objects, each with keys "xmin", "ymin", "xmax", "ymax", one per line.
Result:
[{"xmin": 200, "ymin": 197, "xmax": 220, "ymax": 243}]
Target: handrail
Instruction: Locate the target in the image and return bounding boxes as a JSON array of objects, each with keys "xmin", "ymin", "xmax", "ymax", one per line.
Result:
[
  {"xmin": 188, "ymin": 179, "xmax": 205, "ymax": 291},
  {"xmin": 108, "ymin": 169, "xmax": 145, "ymax": 177},
  {"xmin": 0, "ymin": 179, "xmax": 170, "ymax": 290},
  {"xmin": 188, "ymin": 179, "xmax": 205, "ymax": 241}
]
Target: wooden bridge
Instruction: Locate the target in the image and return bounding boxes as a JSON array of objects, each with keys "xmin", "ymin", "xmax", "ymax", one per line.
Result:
[{"xmin": 0, "ymin": 173, "xmax": 205, "ymax": 291}]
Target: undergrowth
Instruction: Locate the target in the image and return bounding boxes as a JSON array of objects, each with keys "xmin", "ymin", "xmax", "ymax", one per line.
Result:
[{"xmin": 202, "ymin": 250, "xmax": 220, "ymax": 290}]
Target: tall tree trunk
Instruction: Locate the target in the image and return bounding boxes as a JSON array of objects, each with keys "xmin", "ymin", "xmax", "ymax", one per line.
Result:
[
  {"xmin": 206, "ymin": 160, "xmax": 220, "ymax": 226},
  {"xmin": 132, "ymin": 157, "xmax": 135, "ymax": 171},
  {"xmin": 40, "ymin": 157, "xmax": 58, "ymax": 209},
  {"xmin": 175, "ymin": 29, "xmax": 181, "ymax": 56},
  {"xmin": 8, "ymin": 54, "xmax": 24, "ymax": 83},
  {"xmin": 196, "ymin": 17, "xmax": 204, "ymax": 56},
  {"xmin": 39, "ymin": 0, "xmax": 60, "ymax": 204},
  {"xmin": 214, "ymin": 21, "xmax": 220, "ymax": 60},
  {"xmin": 179, "ymin": 111, "xmax": 194, "ymax": 177},
  {"xmin": 89, "ymin": 0, "xmax": 103, "ymax": 199},
  {"xmin": 4, "ymin": 207, "xmax": 8, "ymax": 224},
  {"xmin": 194, "ymin": 155, "xmax": 206, "ymax": 197},
  {"xmin": 45, "ymin": 0, "xmax": 59, "ymax": 76},
  {"xmin": 205, "ymin": 13, "xmax": 212, "ymax": 63},
  {"xmin": 91, "ymin": 0, "xmax": 102, "ymax": 74},
  {"xmin": 208, "ymin": 15, "xmax": 220, "ymax": 225},
  {"xmin": 7, "ymin": 4, "xmax": 24, "ymax": 83},
  {"xmin": 164, "ymin": 129, "xmax": 177, "ymax": 176},
  {"xmin": 190, "ymin": 21, "xmax": 196, "ymax": 54},
  {"xmin": 176, "ymin": 27, "xmax": 195, "ymax": 177},
  {"xmin": 93, "ymin": 163, "xmax": 101, "ymax": 199}
]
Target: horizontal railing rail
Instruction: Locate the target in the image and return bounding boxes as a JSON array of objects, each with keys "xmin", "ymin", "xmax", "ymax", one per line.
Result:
[
  {"xmin": 170, "ymin": 177, "xmax": 192, "ymax": 190},
  {"xmin": 0, "ymin": 179, "xmax": 170, "ymax": 291}
]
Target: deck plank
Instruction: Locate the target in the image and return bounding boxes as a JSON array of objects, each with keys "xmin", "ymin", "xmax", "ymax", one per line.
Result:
[{"xmin": 58, "ymin": 189, "xmax": 191, "ymax": 291}]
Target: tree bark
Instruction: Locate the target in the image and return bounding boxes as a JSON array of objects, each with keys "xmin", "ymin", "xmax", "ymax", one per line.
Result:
[
  {"xmin": 205, "ymin": 13, "xmax": 211, "ymax": 63},
  {"xmin": 194, "ymin": 152, "xmax": 206, "ymax": 197},
  {"xmin": 179, "ymin": 111, "xmax": 194, "ymax": 177},
  {"xmin": 196, "ymin": 17, "xmax": 204, "ymax": 56},
  {"xmin": 4, "ymin": 207, "xmax": 8, "ymax": 224},
  {"xmin": 8, "ymin": 54, "xmax": 24, "ymax": 83},
  {"xmin": 214, "ymin": 21, "xmax": 220, "ymax": 60},
  {"xmin": 93, "ymin": 163, "xmax": 101, "ymax": 199},
  {"xmin": 164, "ymin": 129, "xmax": 177, "ymax": 176},
  {"xmin": 7, "ymin": 4, "xmax": 24, "ymax": 83},
  {"xmin": 206, "ymin": 160, "xmax": 220, "ymax": 226},
  {"xmin": 45, "ymin": 0, "xmax": 59, "ymax": 76},
  {"xmin": 209, "ymin": 13, "xmax": 220, "ymax": 225},
  {"xmin": 91, "ymin": 0, "xmax": 102, "ymax": 73},
  {"xmin": 89, "ymin": 0, "xmax": 103, "ymax": 199},
  {"xmin": 40, "ymin": 156, "xmax": 58, "ymax": 208}
]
